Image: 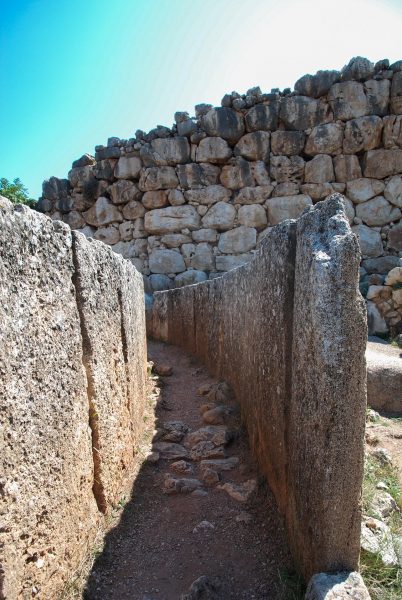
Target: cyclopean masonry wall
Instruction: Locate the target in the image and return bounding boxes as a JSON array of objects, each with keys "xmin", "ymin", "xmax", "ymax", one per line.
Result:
[
  {"xmin": 0, "ymin": 198, "xmax": 147, "ymax": 599},
  {"xmin": 39, "ymin": 56, "xmax": 402, "ymax": 336},
  {"xmin": 149, "ymin": 195, "xmax": 367, "ymax": 581}
]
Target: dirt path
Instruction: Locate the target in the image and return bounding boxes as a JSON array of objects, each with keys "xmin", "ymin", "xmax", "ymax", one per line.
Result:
[{"xmin": 83, "ymin": 340, "xmax": 293, "ymax": 600}]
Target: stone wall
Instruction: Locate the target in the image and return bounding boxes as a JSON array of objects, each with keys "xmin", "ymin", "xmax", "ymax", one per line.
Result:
[
  {"xmin": 148, "ymin": 195, "xmax": 367, "ymax": 581},
  {"xmin": 0, "ymin": 198, "xmax": 147, "ymax": 599},
  {"xmin": 39, "ymin": 56, "xmax": 402, "ymax": 335}
]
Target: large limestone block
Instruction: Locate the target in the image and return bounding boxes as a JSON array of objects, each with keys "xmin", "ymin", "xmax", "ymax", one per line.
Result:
[
  {"xmin": 218, "ymin": 226, "xmax": 257, "ymax": 253},
  {"xmin": 220, "ymin": 158, "xmax": 254, "ymax": 190},
  {"xmin": 342, "ymin": 56, "xmax": 374, "ymax": 81},
  {"xmin": 362, "ymin": 255, "xmax": 402, "ymax": 274},
  {"xmin": 288, "ymin": 195, "xmax": 366, "ymax": 579},
  {"xmin": 266, "ymin": 194, "xmax": 312, "ymax": 225},
  {"xmin": 328, "ymin": 81, "xmax": 369, "ymax": 120},
  {"xmin": 139, "ymin": 166, "xmax": 179, "ymax": 191},
  {"xmin": 177, "ymin": 163, "xmax": 220, "ymax": 189},
  {"xmin": 388, "ymin": 220, "xmax": 402, "ymax": 251},
  {"xmin": 174, "ymin": 270, "xmax": 208, "ymax": 287},
  {"xmin": 0, "ymin": 207, "xmax": 98, "ymax": 598},
  {"xmin": 356, "ymin": 196, "xmax": 401, "ymax": 226},
  {"xmin": 73, "ymin": 234, "xmax": 145, "ymax": 512},
  {"xmin": 184, "ymin": 185, "xmax": 231, "ymax": 206},
  {"xmin": 305, "ymin": 571, "xmax": 370, "ymax": 600},
  {"xmin": 195, "ymin": 137, "xmax": 232, "ymax": 164},
  {"xmin": 352, "ymin": 224, "xmax": 383, "ymax": 257},
  {"xmin": 142, "ymin": 190, "xmax": 169, "ymax": 209},
  {"xmin": 364, "ymin": 78, "xmax": 390, "ymax": 116},
  {"xmin": 114, "ymin": 155, "xmax": 142, "ymax": 179},
  {"xmin": 244, "ymin": 100, "xmax": 279, "ymax": 132},
  {"xmin": 201, "ymin": 201, "xmax": 236, "ymax": 230},
  {"xmin": 363, "ymin": 148, "xmax": 402, "ymax": 179},
  {"xmin": 191, "ymin": 243, "xmax": 215, "ymax": 271},
  {"xmin": 366, "ymin": 340, "xmax": 402, "ymax": 413},
  {"xmin": 42, "ymin": 176, "xmax": 71, "ymax": 200},
  {"xmin": 94, "ymin": 225, "xmax": 121, "ymax": 245},
  {"xmin": 271, "ymin": 130, "xmax": 305, "ymax": 156},
  {"xmin": 305, "ymin": 155, "xmax": 334, "ymax": 183},
  {"xmin": 280, "ymin": 96, "xmax": 332, "ymax": 131},
  {"xmin": 234, "ymin": 131, "xmax": 270, "ymax": 161},
  {"xmin": 201, "ymin": 107, "xmax": 245, "ymax": 144},
  {"xmin": 346, "ymin": 178, "xmax": 385, "ymax": 203},
  {"xmin": 72, "ymin": 233, "xmax": 146, "ymax": 512},
  {"xmin": 333, "ymin": 155, "xmax": 362, "ymax": 182},
  {"xmin": 304, "ymin": 123, "xmax": 343, "ymax": 156},
  {"xmin": 144, "ymin": 205, "xmax": 201, "ymax": 234},
  {"xmin": 367, "ymin": 301, "xmax": 388, "ymax": 335},
  {"xmin": 83, "ymin": 196, "xmax": 123, "ymax": 226},
  {"xmin": 93, "ymin": 158, "xmax": 117, "ymax": 181},
  {"xmin": 122, "ymin": 200, "xmax": 146, "ymax": 220},
  {"xmin": 384, "ymin": 175, "xmax": 402, "ymax": 208},
  {"xmin": 147, "ymin": 137, "xmax": 190, "ymax": 166},
  {"xmin": 109, "ymin": 180, "xmax": 141, "ymax": 205},
  {"xmin": 238, "ymin": 205, "xmax": 267, "ymax": 228},
  {"xmin": 343, "ymin": 115, "xmax": 383, "ymax": 154},
  {"xmin": 383, "ymin": 115, "xmax": 402, "ymax": 149},
  {"xmin": 149, "ymin": 248, "xmax": 186, "ymax": 274},
  {"xmin": 270, "ymin": 155, "xmax": 305, "ymax": 183},
  {"xmin": 234, "ymin": 185, "xmax": 273, "ymax": 204},
  {"xmin": 294, "ymin": 70, "xmax": 340, "ymax": 98},
  {"xmin": 391, "ymin": 71, "xmax": 402, "ymax": 114}
]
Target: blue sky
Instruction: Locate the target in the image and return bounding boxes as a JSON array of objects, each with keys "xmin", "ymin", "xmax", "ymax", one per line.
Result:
[{"xmin": 1, "ymin": 0, "xmax": 402, "ymax": 198}]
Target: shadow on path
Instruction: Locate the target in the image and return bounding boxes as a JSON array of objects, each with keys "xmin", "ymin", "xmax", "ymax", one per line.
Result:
[{"xmin": 83, "ymin": 340, "xmax": 294, "ymax": 600}]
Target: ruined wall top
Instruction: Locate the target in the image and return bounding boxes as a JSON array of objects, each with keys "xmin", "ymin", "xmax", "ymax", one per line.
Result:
[{"xmin": 39, "ymin": 56, "xmax": 402, "ymax": 333}]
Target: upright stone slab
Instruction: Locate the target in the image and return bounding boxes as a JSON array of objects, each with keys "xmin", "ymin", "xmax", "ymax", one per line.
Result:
[
  {"xmin": 0, "ymin": 205, "xmax": 98, "ymax": 599},
  {"xmin": 72, "ymin": 233, "xmax": 146, "ymax": 512},
  {"xmin": 287, "ymin": 195, "xmax": 367, "ymax": 579},
  {"xmin": 149, "ymin": 194, "xmax": 367, "ymax": 582}
]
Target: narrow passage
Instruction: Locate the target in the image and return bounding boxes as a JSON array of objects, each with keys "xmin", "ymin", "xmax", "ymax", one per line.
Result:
[{"xmin": 85, "ymin": 340, "xmax": 293, "ymax": 600}]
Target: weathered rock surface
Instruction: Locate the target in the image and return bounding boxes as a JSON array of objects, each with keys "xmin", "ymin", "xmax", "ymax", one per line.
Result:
[
  {"xmin": 153, "ymin": 442, "xmax": 189, "ymax": 460},
  {"xmin": 366, "ymin": 339, "xmax": 402, "ymax": 413},
  {"xmin": 305, "ymin": 571, "xmax": 371, "ymax": 600},
  {"xmin": 288, "ymin": 195, "xmax": 366, "ymax": 579},
  {"xmin": 219, "ymin": 479, "xmax": 257, "ymax": 503},
  {"xmin": 145, "ymin": 205, "xmax": 201, "ymax": 234},
  {"xmin": 0, "ymin": 205, "xmax": 147, "ymax": 599},
  {"xmin": 149, "ymin": 195, "xmax": 366, "ymax": 580},
  {"xmin": 266, "ymin": 194, "xmax": 312, "ymax": 225}
]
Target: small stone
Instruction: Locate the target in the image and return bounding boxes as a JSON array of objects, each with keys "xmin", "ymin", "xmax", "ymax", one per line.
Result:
[
  {"xmin": 161, "ymin": 421, "xmax": 188, "ymax": 442},
  {"xmin": 218, "ymin": 479, "xmax": 257, "ymax": 503},
  {"xmin": 372, "ymin": 447, "xmax": 393, "ymax": 465},
  {"xmin": 200, "ymin": 457, "xmax": 239, "ymax": 473},
  {"xmin": 185, "ymin": 426, "xmax": 231, "ymax": 448},
  {"xmin": 153, "ymin": 442, "xmax": 189, "ymax": 460},
  {"xmin": 153, "ymin": 363, "xmax": 173, "ymax": 377},
  {"xmin": 192, "ymin": 520, "xmax": 215, "ymax": 533},
  {"xmin": 180, "ymin": 575, "xmax": 221, "ymax": 600},
  {"xmin": 361, "ymin": 515, "xmax": 398, "ymax": 566},
  {"xmin": 189, "ymin": 441, "xmax": 226, "ymax": 461},
  {"xmin": 171, "ymin": 460, "xmax": 193, "ymax": 475},
  {"xmin": 191, "ymin": 489, "xmax": 208, "ymax": 498},
  {"xmin": 197, "ymin": 383, "xmax": 213, "ymax": 396},
  {"xmin": 202, "ymin": 406, "xmax": 230, "ymax": 425},
  {"xmin": 201, "ymin": 468, "xmax": 220, "ymax": 486},
  {"xmin": 235, "ymin": 511, "xmax": 253, "ymax": 524},
  {"xmin": 163, "ymin": 474, "xmax": 203, "ymax": 495}
]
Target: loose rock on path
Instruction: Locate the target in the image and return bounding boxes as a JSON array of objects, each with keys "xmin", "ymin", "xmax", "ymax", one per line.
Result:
[{"xmin": 84, "ymin": 340, "xmax": 293, "ymax": 600}]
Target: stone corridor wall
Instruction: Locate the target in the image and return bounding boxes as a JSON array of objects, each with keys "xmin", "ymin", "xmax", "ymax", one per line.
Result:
[
  {"xmin": 39, "ymin": 56, "xmax": 402, "ymax": 334},
  {"xmin": 149, "ymin": 195, "xmax": 367, "ymax": 581},
  {"xmin": 0, "ymin": 198, "xmax": 147, "ymax": 599}
]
